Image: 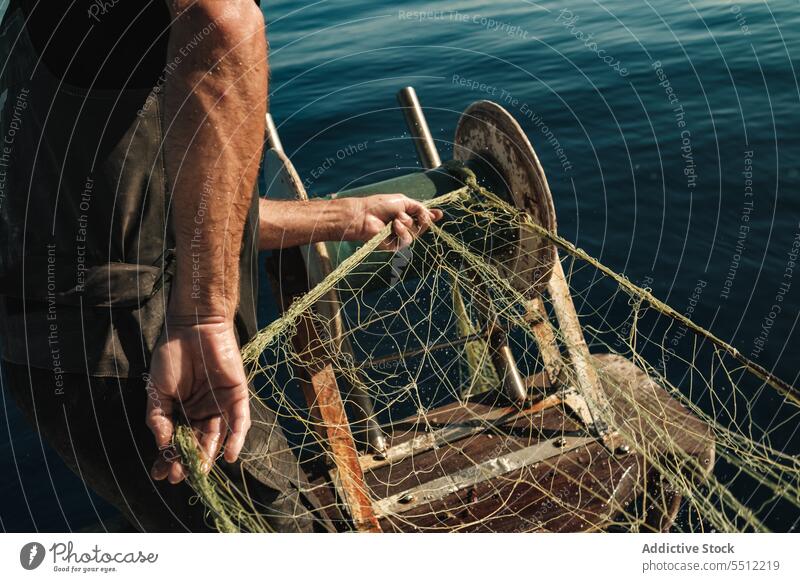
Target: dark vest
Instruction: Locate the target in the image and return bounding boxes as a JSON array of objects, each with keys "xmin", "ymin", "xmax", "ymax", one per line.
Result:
[{"xmin": 0, "ymin": 3, "xmax": 260, "ymax": 377}]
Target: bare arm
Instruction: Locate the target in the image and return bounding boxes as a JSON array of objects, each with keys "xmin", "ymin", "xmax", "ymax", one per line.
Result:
[
  {"xmin": 146, "ymin": 0, "xmax": 267, "ymax": 483},
  {"xmin": 258, "ymin": 195, "xmax": 443, "ymax": 250},
  {"xmin": 165, "ymin": 0, "xmax": 265, "ymax": 318}
]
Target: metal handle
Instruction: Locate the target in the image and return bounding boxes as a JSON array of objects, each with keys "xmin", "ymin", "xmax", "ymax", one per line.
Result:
[
  {"xmin": 488, "ymin": 326, "xmax": 529, "ymax": 405},
  {"xmin": 396, "ymin": 87, "xmax": 442, "ymax": 170},
  {"xmin": 265, "ymin": 113, "xmax": 284, "ymax": 153}
]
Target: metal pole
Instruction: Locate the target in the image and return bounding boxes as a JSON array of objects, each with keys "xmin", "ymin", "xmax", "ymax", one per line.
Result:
[
  {"xmin": 265, "ymin": 113, "xmax": 284, "ymax": 153},
  {"xmin": 396, "ymin": 88, "xmax": 529, "ymax": 404},
  {"xmin": 488, "ymin": 325, "xmax": 529, "ymax": 405},
  {"xmin": 397, "ymin": 87, "xmax": 442, "ymax": 170}
]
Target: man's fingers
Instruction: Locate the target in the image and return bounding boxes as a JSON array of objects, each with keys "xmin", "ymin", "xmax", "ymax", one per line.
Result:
[
  {"xmin": 399, "ymin": 198, "xmax": 444, "ymax": 238},
  {"xmin": 392, "ymin": 218, "xmax": 414, "ymax": 250},
  {"xmin": 396, "ymin": 211, "xmax": 414, "ymax": 229},
  {"xmin": 413, "ymin": 209, "xmax": 434, "ymax": 236},
  {"xmin": 145, "ymin": 378, "xmax": 175, "ymax": 441},
  {"xmin": 402, "ymin": 197, "xmax": 426, "ymax": 216},
  {"xmin": 168, "ymin": 458, "xmax": 187, "ymax": 484},
  {"xmin": 145, "ymin": 378, "xmax": 176, "ymax": 480},
  {"xmin": 378, "ymin": 214, "xmax": 416, "ymax": 251},
  {"xmin": 162, "ymin": 420, "xmax": 223, "ymax": 484},
  {"xmin": 196, "ymin": 417, "xmax": 224, "ymax": 473},
  {"xmin": 403, "ymin": 199, "xmax": 439, "ymax": 221},
  {"xmin": 399, "ymin": 211, "xmax": 427, "ymax": 238},
  {"xmin": 145, "ymin": 403, "xmax": 175, "ymax": 448},
  {"xmin": 151, "ymin": 453, "xmax": 172, "ymax": 481},
  {"xmin": 224, "ymin": 393, "xmax": 251, "ymax": 463}
]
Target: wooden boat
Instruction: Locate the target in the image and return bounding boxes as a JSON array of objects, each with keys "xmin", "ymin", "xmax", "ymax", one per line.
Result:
[{"xmin": 261, "ymin": 90, "xmax": 715, "ymax": 533}]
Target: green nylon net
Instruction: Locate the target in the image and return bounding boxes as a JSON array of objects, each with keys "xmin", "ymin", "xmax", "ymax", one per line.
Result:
[{"xmin": 176, "ymin": 169, "xmax": 799, "ymax": 533}]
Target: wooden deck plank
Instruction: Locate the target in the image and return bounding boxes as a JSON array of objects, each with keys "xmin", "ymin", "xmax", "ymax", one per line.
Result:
[{"xmin": 299, "ymin": 354, "xmax": 715, "ymax": 532}]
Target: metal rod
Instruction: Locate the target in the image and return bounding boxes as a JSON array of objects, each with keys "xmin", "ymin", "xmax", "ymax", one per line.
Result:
[
  {"xmin": 396, "ymin": 86, "xmax": 442, "ymax": 170},
  {"xmin": 347, "ymin": 385, "xmax": 388, "ymax": 454},
  {"xmin": 488, "ymin": 326, "xmax": 529, "ymax": 405},
  {"xmin": 461, "ymin": 267, "xmax": 530, "ymax": 406},
  {"xmin": 265, "ymin": 112, "xmax": 284, "ymax": 153}
]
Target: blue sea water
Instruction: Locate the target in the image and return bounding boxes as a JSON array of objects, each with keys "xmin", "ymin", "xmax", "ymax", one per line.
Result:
[{"xmin": 1, "ymin": 0, "xmax": 798, "ymax": 531}]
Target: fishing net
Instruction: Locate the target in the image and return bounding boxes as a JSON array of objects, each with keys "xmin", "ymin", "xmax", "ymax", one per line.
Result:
[{"xmin": 176, "ymin": 165, "xmax": 799, "ymax": 533}]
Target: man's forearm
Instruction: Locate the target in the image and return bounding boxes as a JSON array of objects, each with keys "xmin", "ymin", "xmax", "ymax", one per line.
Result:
[
  {"xmin": 164, "ymin": 0, "xmax": 267, "ymax": 318},
  {"xmin": 258, "ymin": 198, "xmax": 357, "ymax": 250},
  {"xmin": 258, "ymin": 194, "xmax": 443, "ymax": 251}
]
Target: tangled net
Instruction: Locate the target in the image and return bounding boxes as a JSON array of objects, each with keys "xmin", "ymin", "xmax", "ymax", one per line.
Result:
[{"xmin": 176, "ymin": 166, "xmax": 799, "ymax": 533}]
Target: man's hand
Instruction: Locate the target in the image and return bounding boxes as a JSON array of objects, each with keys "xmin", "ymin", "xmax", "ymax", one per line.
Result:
[
  {"xmin": 342, "ymin": 194, "xmax": 444, "ymax": 251},
  {"xmin": 145, "ymin": 317, "xmax": 251, "ymax": 484},
  {"xmin": 258, "ymin": 194, "xmax": 444, "ymax": 250}
]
